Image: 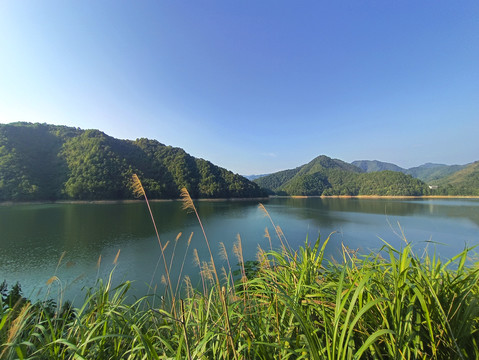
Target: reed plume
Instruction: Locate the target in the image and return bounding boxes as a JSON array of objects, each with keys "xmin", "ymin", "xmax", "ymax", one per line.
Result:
[
  {"xmin": 174, "ymin": 232, "xmax": 194, "ymax": 300},
  {"xmin": 55, "ymin": 251, "xmax": 66, "ymax": 273},
  {"xmin": 1, "ymin": 302, "xmax": 32, "ymax": 359},
  {"xmin": 181, "ymin": 187, "xmax": 238, "ymax": 359},
  {"xmin": 180, "ymin": 187, "xmax": 220, "ymax": 288},
  {"xmin": 193, "ymin": 248, "xmax": 205, "ymax": 295},
  {"xmin": 132, "ymin": 174, "xmax": 173, "ymax": 301},
  {"xmin": 168, "ymin": 232, "xmax": 182, "ymax": 275},
  {"xmin": 46, "ymin": 276, "xmax": 59, "ymax": 285},
  {"xmin": 219, "ymin": 242, "xmax": 235, "ymax": 292},
  {"xmin": 113, "ymin": 249, "xmax": 121, "ymax": 265},
  {"xmin": 258, "ymin": 203, "xmax": 292, "ymax": 252}
]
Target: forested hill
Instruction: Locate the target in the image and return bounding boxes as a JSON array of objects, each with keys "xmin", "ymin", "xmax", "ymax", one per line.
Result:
[
  {"xmin": 432, "ymin": 161, "xmax": 479, "ymax": 195},
  {"xmin": 0, "ymin": 123, "xmax": 265, "ymax": 201},
  {"xmin": 255, "ymin": 156, "xmax": 432, "ymax": 196},
  {"xmin": 405, "ymin": 163, "xmax": 468, "ymax": 182},
  {"xmin": 352, "ymin": 160, "xmax": 405, "ymax": 173}
]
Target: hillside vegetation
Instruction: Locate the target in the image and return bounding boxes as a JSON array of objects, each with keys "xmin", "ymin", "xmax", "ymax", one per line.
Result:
[
  {"xmin": 352, "ymin": 160, "xmax": 405, "ymax": 173},
  {"xmin": 405, "ymin": 163, "xmax": 468, "ymax": 182},
  {"xmin": 432, "ymin": 161, "xmax": 479, "ymax": 195},
  {"xmin": 0, "ymin": 123, "xmax": 265, "ymax": 201},
  {"xmin": 256, "ymin": 156, "xmax": 429, "ymax": 196}
]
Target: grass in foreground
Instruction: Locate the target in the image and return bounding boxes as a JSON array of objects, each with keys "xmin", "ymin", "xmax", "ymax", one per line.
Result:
[
  {"xmin": 2, "ymin": 237, "xmax": 479, "ymax": 359},
  {"xmin": 1, "ymin": 175, "xmax": 478, "ymax": 359}
]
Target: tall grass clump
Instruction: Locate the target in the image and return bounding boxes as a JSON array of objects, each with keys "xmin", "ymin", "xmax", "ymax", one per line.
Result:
[{"xmin": 1, "ymin": 182, "xmax": 479, "ymax": 359}]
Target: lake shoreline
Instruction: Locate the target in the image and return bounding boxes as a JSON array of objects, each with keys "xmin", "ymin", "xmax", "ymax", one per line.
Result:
[
  {"xmin": 0, "ymin": 197, "xmax": 270, "ymax": 206},
  {"xmin": 277, "ymin": 195, "xmax": 479, "ymax": 199},
  {"xmin": 1, "ymin": 195, "xmax": 479, "ymax": 206}
]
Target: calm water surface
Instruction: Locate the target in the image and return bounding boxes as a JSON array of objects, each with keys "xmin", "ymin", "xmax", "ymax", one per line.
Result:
[{"xmin": 1, "ymin": 198, "xmax": 478, "ymax": 302}]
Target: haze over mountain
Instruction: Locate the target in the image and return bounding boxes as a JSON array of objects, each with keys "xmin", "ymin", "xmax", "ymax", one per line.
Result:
[
  {"xmin": 0, "ymin": 123, "xmax": 265, "ymax": 201},
  {"xmin": 243, "ymin": 174, "xmax": 271, "ymax": 181}
]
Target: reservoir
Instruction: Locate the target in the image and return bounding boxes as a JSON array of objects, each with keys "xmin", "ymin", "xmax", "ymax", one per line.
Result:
[{"xmin": 1, "ymin": 198, "xmax": 478, "ymax": 302}]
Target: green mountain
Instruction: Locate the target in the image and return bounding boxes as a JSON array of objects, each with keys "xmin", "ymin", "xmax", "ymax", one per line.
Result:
[
  {"xmin": 352, "ymin": 160, "xmax": 405, "ymax": 173},
  {"xmin": 405, "ymin": 163, "xmax": 468, "ymax": 182},
  {"xmin": 255, "ymin": 155, "xmax": 429, "ymax": 196},
  {"xmin": 0, "ymin": 123, "xmax": 265, "ymax": 201},
  {"xmin": 254, "ymin": 156, "xmax": 362, "ymax": 195},
  {"xmin": 432, "ymin": 161, "xmax": 479, "ymax": 195}
]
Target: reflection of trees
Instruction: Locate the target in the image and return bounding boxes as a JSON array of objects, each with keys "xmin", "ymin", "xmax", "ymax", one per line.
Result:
[
  {"xmin": 195, "ymin": 200, "xmax": 259, "ymax": 220},
  {"xmin": 265, "ymin": 198, "xmax": 479, "ymax": 227}
]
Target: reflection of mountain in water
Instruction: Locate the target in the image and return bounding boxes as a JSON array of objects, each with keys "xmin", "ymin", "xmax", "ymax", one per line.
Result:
[{"xmin": 265, "ymin": 198, "xmax": 479, "ymax": 228}]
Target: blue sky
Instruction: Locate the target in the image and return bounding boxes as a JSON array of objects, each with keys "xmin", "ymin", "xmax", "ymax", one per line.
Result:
[{"xmin": 1, "ymin": 1, "xmax": 478, "ymax": 174}]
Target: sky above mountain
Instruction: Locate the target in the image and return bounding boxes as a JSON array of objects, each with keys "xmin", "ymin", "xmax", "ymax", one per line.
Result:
[{"xmin": 1, "ymin": 1, "xmax": 478, "ymax": 174}]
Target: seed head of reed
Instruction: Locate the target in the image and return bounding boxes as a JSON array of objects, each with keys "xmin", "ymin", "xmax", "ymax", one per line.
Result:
[
  {"xmin": 46, "ymin": 276, "xmax": 59, "ymax": 285},
  {"xmin": 233, "ymin": 234, "xmax": 244, "ymax": 265},
  {"xmin": 201, "ymin": 261, "xmax": 214, "ymax": 283},
  {"xmin": 131, "ymin": 174, "xmax": 146, "ymax": 198},
  {"xmin": 55, "ymin": 251, "xmax": 66, "ymax": 272},
  {"xmin": 256, "ymin": 246, "xmax": 270, "ymax": 269},
  {"xmin": 219, "ymin": 242, "xmax": 228, "ymax": 261},
  {"xmin": 258, "ymin": 203, "xmax": 268, "ymax": 217},
  {"xmin": 193, "ymin": 249, "xmax": 201, "ymax": 268},
  {"xmin": 2, "ymin": 302, "xmax": 32, "ymax": 357},
  {"xmin": 180, "ymin": 187, "xmax": 195, "ymax": 213},
  {"xmin": 184, "ymin": 276, "xmax": 193, "ymax": 299},
  {"xmin": 113, "ymin": 249, "xmax": 121, "ymax": 265}
]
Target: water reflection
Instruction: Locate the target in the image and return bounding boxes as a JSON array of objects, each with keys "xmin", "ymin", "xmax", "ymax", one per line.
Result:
[
  {"xmin": 0, "ymin": 198, "xmax": 478, "ymax": 303},
  {"xmin": 268, "ymin": 198, "xmax": 479, "ymax": 227}
]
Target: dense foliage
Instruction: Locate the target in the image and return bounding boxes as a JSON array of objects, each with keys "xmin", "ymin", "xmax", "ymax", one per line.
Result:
[
  {"xmin": 352, "ymin": 160, "xmax": 406, "ymax": 173},
  {"xmin": 256, "ymin": 155, "xmax": 478, "ymax": 196},
  {"xmin": 432, "ymin": 161, "xmax": 479, "ymax": 196},
  {"xmin": 256, "ymin": 156, "xmax": 431, "ymax": 196},
  {"xmin": 405, "ymin": 163, "xmax": 468, "ymax": 182},
  {"xmin": 0, "ymin": 123, "xmax": 265, "ymax": 201}
]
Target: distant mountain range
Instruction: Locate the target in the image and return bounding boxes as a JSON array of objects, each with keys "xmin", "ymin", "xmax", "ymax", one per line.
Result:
[
  {"xmin": 243, "ymin": 174, "xmax": 271, "ymax": 181},
  {"xmin": 254, "ymin": 156, "xmax": 429, "ymax": 196},
  {"xmin": 351, "ymin": 160, "xmax": 405, "ymax": 173},
  {"xmin": 254, "ymin": 157, "xmax": 479, "ymax": 196},
  {"xmin": 433, "ymin": 161, "xmax": 479, "ymax": 189},
  {"xmin": 1, "ymin": 123, "xmax": 477, "ymax": 201},
  {"xmin": 352, "ymin": 160, "xmax": 468, "ymax": 183},
  {"xmin": 0, "ymin": 123, "xmax": 265, "ymax": 201}
]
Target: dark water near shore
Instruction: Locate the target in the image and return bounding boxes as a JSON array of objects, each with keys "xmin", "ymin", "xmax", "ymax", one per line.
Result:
[{"xmin": 1, "ymin": 198, "xmax": 478, "ymax": 303}]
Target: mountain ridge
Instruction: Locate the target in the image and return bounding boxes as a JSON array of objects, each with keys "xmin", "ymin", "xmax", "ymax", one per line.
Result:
[
  {"xmin": 0, "ymin": 122, "xmax": 265, "ymax": 201},
  {"xmin": 255, "ymin": 156, "xmax": 478, "ymax": 196},
  {"xmin": 352, "ymin": 159, "xmax": 469, "ymax": 183}
]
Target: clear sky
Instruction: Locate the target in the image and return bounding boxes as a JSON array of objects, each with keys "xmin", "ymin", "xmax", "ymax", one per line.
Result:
[{"xmin": 1, "ymin": 1, "xmax": 478, "ymax": 175}]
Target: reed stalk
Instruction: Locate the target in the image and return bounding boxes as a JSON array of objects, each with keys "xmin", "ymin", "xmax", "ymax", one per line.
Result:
[{"xmin": 132, "ymin": 174, "xmax": 174, "ymax": 304}]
